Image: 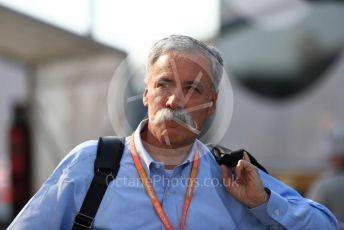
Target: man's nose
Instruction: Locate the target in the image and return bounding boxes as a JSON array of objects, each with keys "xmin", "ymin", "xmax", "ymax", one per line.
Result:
[{"xmin": 166, "ymin": 90, "xmax": 185, "ymax": 109}]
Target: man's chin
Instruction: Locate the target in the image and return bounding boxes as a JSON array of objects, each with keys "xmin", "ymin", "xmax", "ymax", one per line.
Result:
[
  {"xmin": 162, "ymin": 125, "xmax": 197, "ymax": 139},
  {"xmin": 162, "ymin": 120, "xmax": 179, "ymax": 128},
  {"xmin": 160, "ymin": 121, "xmax": 196, "ymax": 133},
  {"xmin": 148, "ymin": 120, "xmax": 198, "ymax": 146}
]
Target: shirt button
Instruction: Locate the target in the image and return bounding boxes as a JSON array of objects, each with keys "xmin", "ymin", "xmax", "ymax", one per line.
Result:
[
  {"xmin": 273, "ymin": 209, "xmax": 280, "ymax": 216},
  {"xmin": 164, "ymin": 192, "xmax": 169, "ymax": 197},
  {"xmin": 155, "ymin": 164, "xmax": 161, "ymax": 169}
]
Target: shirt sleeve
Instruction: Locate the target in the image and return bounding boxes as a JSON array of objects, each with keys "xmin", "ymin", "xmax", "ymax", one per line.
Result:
[
  {"xmin": 249, "ymin": 170, "xmax": 339, "ymax": 230},
  {"xmin": 7, "ymin": 141, "xmax": 97, "ymax": 230}
]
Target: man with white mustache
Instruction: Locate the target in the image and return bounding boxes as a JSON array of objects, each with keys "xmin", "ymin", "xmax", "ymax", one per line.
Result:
[
  {"xmin": 151, "ymin": 108, "xmax": 199, "ymax": 134},
  {"xmin": 8, "ymin": 35, "xmax": 339, "ymax": 229}
]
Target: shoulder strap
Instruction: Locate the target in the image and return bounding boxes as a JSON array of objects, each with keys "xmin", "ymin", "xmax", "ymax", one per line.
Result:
[
  {"xmin": 72, "ymin": 136, "xmax": 125, "ymax": 230},
  {"xmin": 207, "ymin": 144, "xmax": 269, "ymax": 174}
]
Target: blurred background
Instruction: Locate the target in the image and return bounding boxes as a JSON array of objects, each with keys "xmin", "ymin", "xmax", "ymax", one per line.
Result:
[{"xmin": 0, "ymin": 0, "xmax": 343, "ymax": 227}]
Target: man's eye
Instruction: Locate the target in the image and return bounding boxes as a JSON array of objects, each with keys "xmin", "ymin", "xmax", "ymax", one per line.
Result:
[
  {"xmin": 157, "ymin": 82, "xmax": 168, "ymax": 88},
  {"xmin": 187, "ymin": 85, "xmax": 201, "ymax": 94}
]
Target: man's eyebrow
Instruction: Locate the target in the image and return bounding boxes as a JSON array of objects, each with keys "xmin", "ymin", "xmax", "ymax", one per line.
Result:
[
  {"xmin": 156, "ymin": 78, "xmax": 204, "ymax": 90},
  {"xmin": 158, "ymin": 76, "xmax": 173, "ymax": 81},
  {"xmin": 157, "ymin": 77, "xmax": 173, "ymax": 82},
  {"xmin": 185, "ymin": 80, "xmax": 204, "ymax": 89}
]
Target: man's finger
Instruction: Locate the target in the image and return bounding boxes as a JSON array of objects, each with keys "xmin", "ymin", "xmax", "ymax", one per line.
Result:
[
  {"xmin": 243, "ymin": 151, "xmax": 250, "ymax": 162},
  {"xmin": 221, "ymin": 165, "xmax": 228, "ymax": 179},
  {"xmin": 235, "ymin": 159, "xmax": 254, "ymax": 180},
  {"xmin": 235, "ymin": 160, "xmax": 244, "ymax": 180},
  {"xmin": 221, "ymin": 165, "xmax": 232, "ymax": 189}
]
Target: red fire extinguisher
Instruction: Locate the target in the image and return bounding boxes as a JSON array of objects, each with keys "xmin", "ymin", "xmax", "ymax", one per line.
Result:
[{"xmin": 9, "ymin": 105, "xmax": 31, "ymax": 217}]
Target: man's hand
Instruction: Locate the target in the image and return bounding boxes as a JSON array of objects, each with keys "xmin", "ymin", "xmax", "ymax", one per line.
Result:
[{"xmin": 221, "ymin": 152, "xmax": 269, "ymax": 208}]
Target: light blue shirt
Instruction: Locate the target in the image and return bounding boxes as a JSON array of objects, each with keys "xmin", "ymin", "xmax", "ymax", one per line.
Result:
[{"xmin": 8, "ymin": 120, "xmax": 338, "ymax": 229}]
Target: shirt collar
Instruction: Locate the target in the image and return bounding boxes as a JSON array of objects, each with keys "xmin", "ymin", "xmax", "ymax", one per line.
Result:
[{"xmin": 133, "ymin": 119, "xmax": 197, "ymax": 171}]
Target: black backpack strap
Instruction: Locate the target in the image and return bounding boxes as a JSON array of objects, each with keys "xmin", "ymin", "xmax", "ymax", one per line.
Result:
[
  {"xmin": 207, "ymin": 144, "xmax": 269, "ymax": 174},
  {"xmin": 72, "ymin": 136, "xmax": 125, "ymax": 230}
]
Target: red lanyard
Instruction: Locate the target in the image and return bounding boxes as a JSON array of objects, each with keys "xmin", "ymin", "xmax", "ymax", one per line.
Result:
[{"xmin": 129, "ymin": 135, "xmax": 199, "ymax": 230}]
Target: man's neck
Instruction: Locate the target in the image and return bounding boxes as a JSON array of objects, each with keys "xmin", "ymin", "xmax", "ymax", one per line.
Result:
[
  {"xmin": 140, "ymin": 127, "xmax": 194, "ymax": 169},
  {"xmin": 141, "ymin": 140, "xmax": 192, "ymax": 169}
]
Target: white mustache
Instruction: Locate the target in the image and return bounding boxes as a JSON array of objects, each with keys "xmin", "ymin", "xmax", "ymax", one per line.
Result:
[{"xmin": 151, "ymin": 108, "xmax": 200, "ymax": 134}]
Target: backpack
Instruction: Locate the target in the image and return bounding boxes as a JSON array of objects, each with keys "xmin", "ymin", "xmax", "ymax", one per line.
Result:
[{"xmin": 72, "ymin": 136, "xmax": 268, "ymax": 230}]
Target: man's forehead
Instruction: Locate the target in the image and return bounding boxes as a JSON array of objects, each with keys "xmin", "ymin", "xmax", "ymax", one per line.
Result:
[{"xmin": 150, "ymin": 52, "xmax": 212, "ymax": 79}]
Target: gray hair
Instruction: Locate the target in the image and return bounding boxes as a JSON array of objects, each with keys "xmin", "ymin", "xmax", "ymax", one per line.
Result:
[{"xmin": 146, "ymin": 35, "xmax": 223, "ymax": 91}]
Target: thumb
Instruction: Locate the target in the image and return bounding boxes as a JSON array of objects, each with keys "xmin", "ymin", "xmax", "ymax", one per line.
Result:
[{"xmin": 243, "ymin": 151, "xmax": 250, "ymax": 162}]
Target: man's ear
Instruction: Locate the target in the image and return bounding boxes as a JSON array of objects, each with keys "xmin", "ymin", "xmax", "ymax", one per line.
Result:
[
  {"xmin": 207, "ymin": 92, "xmax": 218, "ymax": 116},
  {"xmin": 143, "ymin": 88, "xmax": 148, "ymax": 107}
]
